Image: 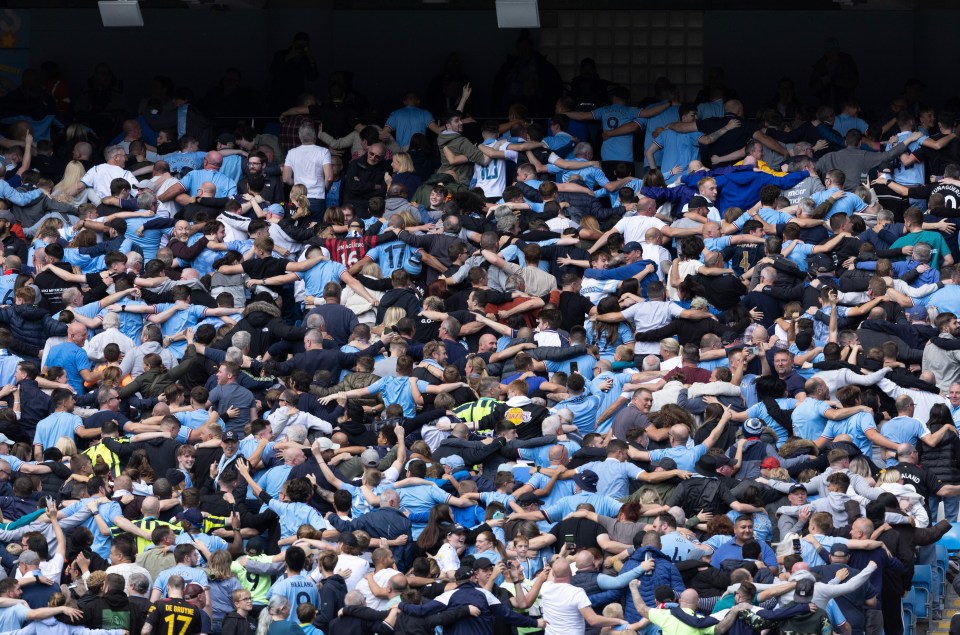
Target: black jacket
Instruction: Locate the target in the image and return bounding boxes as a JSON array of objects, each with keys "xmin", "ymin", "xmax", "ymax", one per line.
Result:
[
  {"xmin": 213, "ymin": 301, "xmax": 305, "ymax": 358},
  {"xmin": 343, "ymin": 156, "xmax": 389, "ymax": 215},
  {"xmin": 0, "ymin": 304, "xmax": 67, "ymax": 362},
  {"xmin": 344, "ymin": 603, "xmax": 474, "ymax": 635},
  {"xmin": 221, "ymin": 610, "xmax": 255, "ymax": 635},
  {"xmin": 316, "ymin": 574, "xmax": 347, "ymax": 633},
  {"xmin": 919, "ymin": 423, "xmax": 960, "ymax": 485}
]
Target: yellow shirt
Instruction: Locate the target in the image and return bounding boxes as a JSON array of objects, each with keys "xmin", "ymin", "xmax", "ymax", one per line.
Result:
[
  {"xmin": 733, "ymin": 159, "xmax": 786, "ymax": 177},
  {"xmin": 648, "ymin": 608, "xmax": 717, "ymax": 635}
]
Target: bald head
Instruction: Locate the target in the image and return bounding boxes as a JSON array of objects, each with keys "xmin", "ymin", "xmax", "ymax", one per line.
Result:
[
  {"xmin": 678, "ymin": 589, "xmax": 700, "ymax": 610},
  {"xmin": 141, "ymin": 496, "xmax": 160, "ymax": 517},
  {"xmin": 551, "ymin": 559, "xmax": 572, "ymax": 581},
  {"xmin": 198, "ymin": 182, "xmax": 217, "ymax": 197},
  {"xmin": 573, "ymin": 551, "xmax": 595, "ymax": 571},
  {"xmin": 204, "ymin": 151, "xmax": 223, "ymax": 169},
  {"xmin": 670, "ymin": 424, "xmax": 689, "ymax": 446},
  {"xmin": 451, "ymin": 423, "xmax": 470, "ymax": 439}
]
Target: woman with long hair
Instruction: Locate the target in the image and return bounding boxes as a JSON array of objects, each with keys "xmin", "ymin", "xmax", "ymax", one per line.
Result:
[
  {"xmin": 52, "ymin": 160, "xmax": 87, "ymax": 204},
  {"xmin": 415, "ymin": 503, "xmax": 453, "ymax": 559},
  {"xmin": 668, "ymin": 235, "xmax": 707, "ymax": 301},
  {"xmin": 920, "ymin": 403, "xmax": 960, "ymax": 522},
  {"xmin": 117, "ymin": 351, "xmax": 196, "ymax": 400},
  {"xmin": 207, "ymin": 549, "xmax": 244, "ymax": 633}
]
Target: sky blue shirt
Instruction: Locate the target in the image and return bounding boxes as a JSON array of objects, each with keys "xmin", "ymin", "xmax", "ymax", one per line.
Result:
[
  {"xmin": 366, "ymin": 241, "xmax": 418, "ymax": 277},
  {"xmin": 175, "ymin": 531, "xmax": 227, "ymax": 566},
  {"xmin": 367, "ymin": 376, "xmax": 427, "ymax": 418},
  {"xmin": 821, "ymin": 411, "xmax": 878, "ymax": 455},
  {"xmin": 887, "ymin": 132, "xmax": 928, "ymax": 186},
  {"xmin": 792, "ymin": 398, "xmax": 831, "ymax": 441},
  {"xmin": 550, "ymin": 393, "xmax": 601, "ymax": 435},
  {"xmin": 297, "ymin": 260, "xmax": 347, "ymax": 297},
  {"xmin": 745, "ymin": 398, "xmax": 797, "ymax": 447},
  {"xmin": 45, "ymin": 342, "xmax": 90, "ymax": 393},
  {"xmin": 386, "ymin": 106, "xmax": 435, "ymax": 148},
  {"xmin": 810, "ymin": 188, "xmax": 868, "ymax": 219},
  {"xmin": 518, "ymin": 440, "xmax": 581, "ymax": 467},
  {"xmin": 268, "ymin": 574, "xmax": 319, "ymax": 622},
  {"xmin": 268, "ymin": 498, "xmax": 328, "ymax": 539},
  {"xmin": 882, "ymin": 416, "xmax": 928, "ymax": 465},
  {"xmin": 652, "ymin": 129, "xmax": 700, "ymax": 184},
  {"xmin": 179, "ymin": 169, "xmax": 237, "ymax": 197},
  {"xmin": 523, "ymin": 469, "xmax": 577, "ymax": 507},
  {"xmin": 577, "ymin": 457, "xmax": 643, "ymax": 499},
  {"xmin": 642, "ymin": 103, "xmax": 680, "ymax": 168},
  {"xmin": 592, "ymin": 104, "xmax": 641, "ymax": 162},
  {"xmin": 62, "ymin": 497, "xmax": 125, "ymax": 560},
  {"xmin": 542, "ymin": 492, "xmax": 622, "ymax": 522},
  {"xmin": 548, "ymin": 157, "xmax": 609, "ymax": 190},
  {"xmin": 153, "ymin": 303, "xmax": 207, "ymax": 358},
  {"xmin": 124, "ymin": 217, "xmax": 172, "ymax": 262},
  {"xmin": 398, "ymin": 485, "xmax": 451, "ymax": 538},
  {"xmin": 34, "ymin": 411, "xmax": 82, "ymax": 449},
  {"xmin": 649, "ymin": 443, "xmax": 708, "ymax": 472}
]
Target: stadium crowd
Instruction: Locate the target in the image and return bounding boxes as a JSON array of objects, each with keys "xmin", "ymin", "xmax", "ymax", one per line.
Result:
[{"xmin": 0, "ymin": 31, "xmax": 959, "ymax": 635}]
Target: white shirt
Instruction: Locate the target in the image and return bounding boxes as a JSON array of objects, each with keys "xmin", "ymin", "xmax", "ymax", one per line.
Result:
[
  {"xmin": 284, "ymin": 144, "xmax": 332, "ymax": 198},
  {"xmin": 622, "ymin": 300, "xmax": 683, "ymax": 353},
  {"xmin": 435, "ymin": 542, "xmax": 460, "ymax": 575},
  {"xmin": 641, "ymin": 242, "xmax": 672, "ymax": 281},
  {"xmin": 540, "ymin": 581, "xmax": 591, "ymax": 635},
  {"xmin": 81, "ymin": 163, "xmax": 138, "ymax": 199},
  {"xmin": 614, "ymin": 215, "xmax": 666, "ymax": 244},
  {"xmin": 85, "ymin": 328, "xmax": 136, "ymax": 361},
  {"xmin": 104, "ymin": 562, "xmax": 152, "ymax": 590},
  {"xmin": 333, "ymin": 553, "xmax": 369, "ymax": 591},
  {"xmin": 355, "ymin": 567, "xmax": 400, "ymax": 609},
  {"xmin": 15, "ymin": 554, "xmax": 65, "ymax": 585}
]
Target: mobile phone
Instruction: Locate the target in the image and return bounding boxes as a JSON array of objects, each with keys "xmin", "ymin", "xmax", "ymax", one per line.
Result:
[
  {"xmin": 565, "ymin": 534, "xmax": 575, "ymax": 549},
  {"xmin": 792, "ymin": 538, "xmax": 802, "ymax": 555},
  {"xmin": 570, "ymin": 361, "xmax": 579, "ymax": 374},
  {"xmin": 747, "ymin": 346, "xmax": 758, "ymax": 356},
  {"xmin": 493, "ymin": 511, "xmax": 504, "ymax": 521},
  {"xmin": 542, "ymin": 556, "xmax": 549, "ymax": 569}
]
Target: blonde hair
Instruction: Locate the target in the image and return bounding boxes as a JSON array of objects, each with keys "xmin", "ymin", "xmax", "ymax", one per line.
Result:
[
  {"xmin": 393, "ymin": 152, "xmax": 415, "ymax": 174},
  {"xmin": 360, "ymin": 262, "xmax": 383, "ymax": 278},
  {"xmin": 877, "ymin": 469, "xmax": 901, "ymax": 485},
  {"xmin": 380, "ymin": 306, "xmax": 406, "ymax": 330},
  {"xmin": 53, "ymin": 161, "xmax": 86, "ymax": 203},
  {"xmin": 55, "ymin": 436, "xmax": 77, "ymax": 457}
]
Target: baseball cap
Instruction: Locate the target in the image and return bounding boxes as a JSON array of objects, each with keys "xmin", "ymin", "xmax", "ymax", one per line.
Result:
[
  {"xmin": 440, "ymin": 455, "xmax": 465, "ymax": 469},
  {"xmin": 316, "ymin": 437, "xmax": 340, "ymax": 451},
  {"xmin": 0, "ymin": 433, "xmax": 14, "ymax": 446},
  {"xmin": 655, "ymin": 458, "xmax": 678, "ymax": 471},
  {"xmin": 441, "ymin": 523, "xmax": 468, "ymax": 535},
  {"xmin": 907, "ymin": 305, "xmax": 928, "ymax": 321},
  {"xmin": 760, "ymin": 457, "xmax": 780, "ymax": 470},
  {"xmin": 794, "ymin": 578, "xmax": 815, "ymax": 601},
  {"xmin": 473, "ymin": 557, "xmax": 494, "ymax": 571},
  {"xmin": 695, "ymin": 453, "xmax": 733, "ymax": 475},
  {"xmin": 184, "ymin": 583, "xmax": 204, "ymax": 600},
  {"xmin": 574, "ymin": 470, "xmax": 599, "ymax": 493},
  {"xmin": 830, "ymin": 543, "xmax": 850, "ymax": 557},
  {"xmin": 177, "ymin": 508, "xmax": 204, "ymax": 528},
  {"xmin": 265, "ymin": 204, "xmax": 285, "ymax": 217},
  {"xmin": 222, "ymin": 431, "xmax": 239, "ymax": 443},
  {"xmin": 360, "ymin": 448, "xmax": 380, "ymax": 468},
  {"xmin": 515, "ymin": 492, "xmax": 542, "ymax": 507},
  {"xmin": 454, "ymin": 565, "xmax": 475, "ymax": 581},
  {"xmin": 743, "ymin": 418, "xmax": 763, "ymax": 436},
  {"xmin": 16, "ymin": 550, "xmax": 39, "ymax": 565},
  {"xmin": 810, "ymin": 253, "xmax": 836, "ymax": 273},
  {"xmin": 246, "ymin": 537, "xmax": 265, "ymax": 555},
  {"xmin": 788, "ymin": 483, "xmax": 807, "ymax": 494},
  {"xmin": 687, "ymin": 195, "xmax": 711, "ymax": 210},
  {"xmin": 622, "ymin": 241, "xmax": 643, "ymax": 253}
]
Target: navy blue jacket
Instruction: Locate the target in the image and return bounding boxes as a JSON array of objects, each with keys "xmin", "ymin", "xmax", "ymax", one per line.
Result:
[{"xmin": 402, "ymin": 583, "xmax": 538, "ymax": 635}]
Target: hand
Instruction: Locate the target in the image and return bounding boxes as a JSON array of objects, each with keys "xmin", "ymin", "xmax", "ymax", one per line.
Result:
[
  {"xmin": 640, "ymin": 558, "xmax": 655, "ymax": 572},
  {"xmin": 748, "ymin": 308, "xmax": 764, "ymax": 322},
  {"xmin": 629, "ymin": 578, "xmax": 640, "ymax": 591},
  {"xmin": 798, "ymin": 506, "xmax": 811, "ymax": 523},
  {"xmin": 725, "ymin": 119, "xmax": 742, "ymax": 131},
  {"xmin": 835, "ymin": 567, "xmax": 849, "ymax": 581},
  {"xmin": 599, "ymin": 378, "xmax": 614, "ymax": 392},
  {"xmin": 469, "ymin": 605, "xmax": 481, "ymax": 617},
  {"xmin": 75, "ymin": 551, "xmax": 90, "ymax": 573},
  {"xmin": 235, "ymin": 458, "xmax": 249, "ymax": 476},
  {"xmin": 697, "ymin": 510, "xmax": 714, "ymax": 523},
  {"xmin": 394, "ymin": 534, "xmax": 409, "ymax": 545},
  {"xmin": 226, "ymin": 406, "xmax": 240, "ymax": 419},
  {"xmin": 812, "ymin": 139, "xmax": 829, "ymax": 152}
]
